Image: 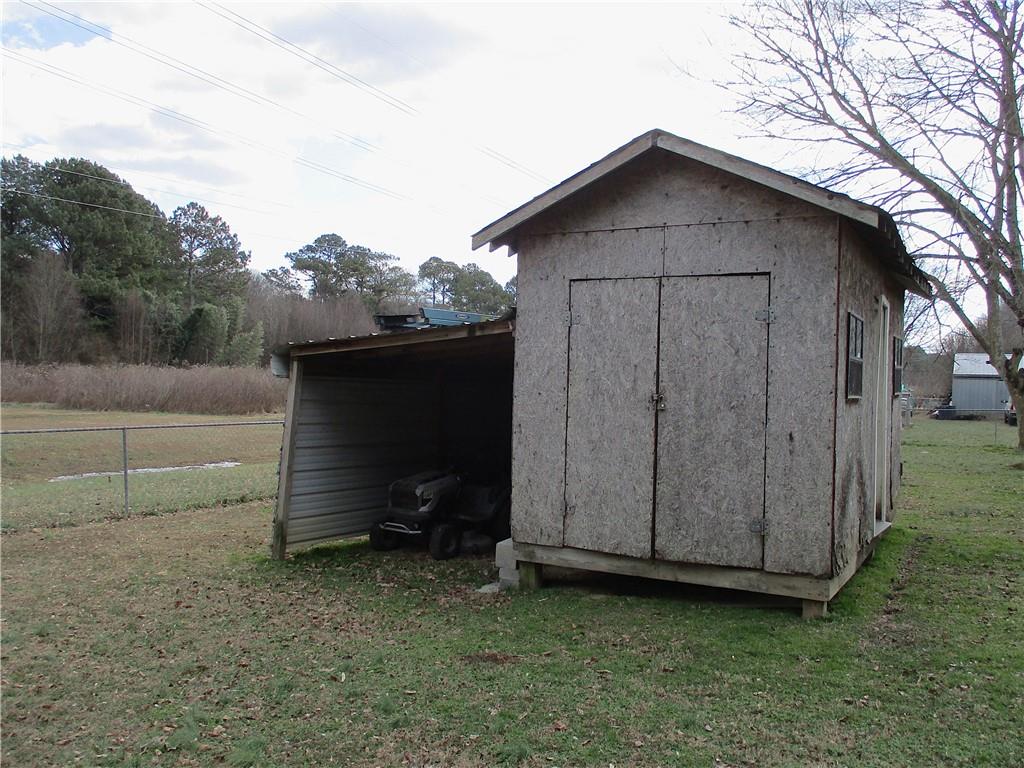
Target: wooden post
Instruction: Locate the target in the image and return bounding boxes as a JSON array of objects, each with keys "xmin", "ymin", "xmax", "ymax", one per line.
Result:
[
  {"xmin": 801, "ymin": 599, "xmax": 828, "ymax": 619},
  {"xmin": 518, "ymin": 561, "xmax": 544, "ymax": 590},
  {"xmin": 272, "ymin": 358, "xmax": 303, "ymax": 560}
]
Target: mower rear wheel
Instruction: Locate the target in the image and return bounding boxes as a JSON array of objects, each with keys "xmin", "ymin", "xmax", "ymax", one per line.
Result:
[
  {"xmin": 369, "ymin": 523, "xmax": 401, "ymax": 551},
  {"xmin": 429, "ymin": 523, "xmax": 460, "ymax": 560}
]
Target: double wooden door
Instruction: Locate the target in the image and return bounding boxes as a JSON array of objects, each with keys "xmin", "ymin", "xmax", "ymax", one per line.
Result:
[{"xmin": 563, "ymin": 274, "xmax": 769, "ymax": 569}]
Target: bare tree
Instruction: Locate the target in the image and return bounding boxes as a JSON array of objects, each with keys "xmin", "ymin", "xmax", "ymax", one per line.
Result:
[
  {"xmin": 16, "ymin": 250, "xmax": 84, "ymax": 362},
  {"xmin": 725, "ymin": 0, "xmax": 1024, "ymax": 447}
]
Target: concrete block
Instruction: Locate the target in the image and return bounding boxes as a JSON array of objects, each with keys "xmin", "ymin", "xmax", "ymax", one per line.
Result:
[{"xmin": 495, "ymin": 538, "xmax": 520, "ymax": 587}]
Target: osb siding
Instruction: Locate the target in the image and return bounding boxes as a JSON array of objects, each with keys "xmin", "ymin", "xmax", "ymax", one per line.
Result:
[
  {"xmin": 563, "ymin": 278, "xmax": 660, "ymax": 558},
  {"xmin": 832, "ymin": 221, "xmax": 905, "ymax": 576},
  {"xmin": 663, "ymin": 217, "xmax": 839, "ymax": 577},
  {"xmin": 654, "ymin": 274, "xmax": 769, "ymax": 569},
  {"xmin": 512, "ymin": 150, "xmax": 840, "ymax": 577},
  {"xmin": 520, "ymin": 149, "xmax": 818, "ymax": 238},
  {"xmin": 511, "ymin": 228, "xmax": 663, "ymax": 547}
]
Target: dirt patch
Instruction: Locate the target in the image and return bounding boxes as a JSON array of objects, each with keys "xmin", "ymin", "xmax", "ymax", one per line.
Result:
[
  {"xmin": 1010, "ymin": 461, "xmax": 1024, "ymax": 470},
  {"xmin": 864, "ymin": 535, "xmax": 928, "ymax": 647}
]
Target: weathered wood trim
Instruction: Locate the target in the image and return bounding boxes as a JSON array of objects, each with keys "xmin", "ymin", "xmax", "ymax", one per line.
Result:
[
  {"xmin": 514, "ymin": 531, "xmax": 890, "ymax": 603},
  {"xmin": 801, "ymin": 599, "xmax": 828, "ymax": 619},
  {"xmin": 518, "ymin": 562, "xmax": 544, "ymax": 590},
  {"xmin": 471, "ymin": 129, "xmax": 883, "ymax": 251},
  {"xmin": 654, "ymin": 133, "xmax": 880, "ymax": 228},
  {"xmin": 471, "ymin": 132, "xmax": 657, "ymax": 250},
  {"xmin": 830, "ymin": 217, "xmax": 843, "ymax": 577},
  {"xmin": 271, "ymin": 357, "xmax": 303, "ymax": 560},
  {"xmin": 513, "ymin": 542, "xmax": 833, "ymax": 601}
]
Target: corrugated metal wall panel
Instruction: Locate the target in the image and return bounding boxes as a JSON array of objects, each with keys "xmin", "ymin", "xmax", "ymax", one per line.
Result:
[
  {"xmin": 952, "ymin": 376, "xmax": 1010, "ymax": 412},
  {"xmin": 285, "ymin": 374, "xmax": 439, "ymax": 550}
]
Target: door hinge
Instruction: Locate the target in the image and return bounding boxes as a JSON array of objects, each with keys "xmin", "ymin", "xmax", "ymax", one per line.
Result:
[
  {"xmin": 754, "ymin": 308, "xmax": 775, "ymax": 323},
  {"xmin": 650, "ymin": 391, "xmax": 666, "ymax": 411},
  {"xmin": 749, "ymin": 518, "xmax": 769, "ymax": 536},
  {"xmin": 565, "ymin": 309, "xmax": 573, "ymax": 326}
]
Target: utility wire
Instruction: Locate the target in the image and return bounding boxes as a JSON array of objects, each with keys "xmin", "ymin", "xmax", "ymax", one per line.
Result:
[
  {"xmin": 199, "ymin": 1, "xmax": 551, "ymax": 185},
  {"xmin": 25, "ymin": 0, "xmax": 380, "ymax": 154},
  {"xmin": 4, "ymin": 140, "xmax": 301, "ymax": 211},
  {"xmin": 2, "ymin": 50, "xmax": 407, "ymax": 200},
  {"xmin": 5, "ymin": 141, "xmax": 373, "ymax": 221},
  {"xmin": 42, "ymin": 164, "xmax": 276, "ymax": 215},
  {"xmin": 3, "ymin": 186, "xmax": 352, "ymax": 251},
  {"xmin": 2, "ymin": 187, "xmax": 163, "ymax": 218},
  {"xmin": 16, "ymin": 3, "xmax": 510, "ymax": 209},
  {"xmin": 196, "ymin": 0, "xmax": 418, "ymax": 117}
]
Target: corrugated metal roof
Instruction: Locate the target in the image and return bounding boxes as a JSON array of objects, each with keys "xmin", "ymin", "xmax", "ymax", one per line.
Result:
[
  {"xmin": 953, "ymin": 352, "xmax": 1023, "ymax": 377},
  {"xmin": 272, "ymin": 313, "xmax": 515, "ymax": 359}
]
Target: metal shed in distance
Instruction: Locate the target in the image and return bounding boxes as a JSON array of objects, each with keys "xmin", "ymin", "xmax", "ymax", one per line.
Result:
[
  {"xmin": 951, "ymin": 353, "xmax": 1020, "ymax": 415},
  {"xmin": 473, "ymin": 129, "xmax": 930, "ymax": 617}
]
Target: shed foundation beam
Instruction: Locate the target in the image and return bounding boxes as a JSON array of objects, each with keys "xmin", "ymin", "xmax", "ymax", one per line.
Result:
[
  {"xmin": 801, "ymin": 599, "xmax": 828, "ymax": 620},
  {"xmin": 518, "ymin": 562, "xmax": 544, "ymax": 590}
]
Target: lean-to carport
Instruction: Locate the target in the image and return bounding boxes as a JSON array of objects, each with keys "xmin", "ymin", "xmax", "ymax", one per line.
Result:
[{"xmin": 270, "ymin": 319, "xmax": 514, "ymax": 558}]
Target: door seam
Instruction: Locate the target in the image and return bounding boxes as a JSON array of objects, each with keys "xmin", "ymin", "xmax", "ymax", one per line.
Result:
[
  {"xmin": 649, "ymin": 277, "xmax": 664, "ymax": 560},
  {"xmin": 561, "ymin": 282, "xmax": 576, "ymax": 547}
]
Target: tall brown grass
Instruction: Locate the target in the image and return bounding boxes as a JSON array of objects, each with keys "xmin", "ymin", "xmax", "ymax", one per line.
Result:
[{"xmin": 1, "ymin": 363, "xmax": 287, "ymax": 415}]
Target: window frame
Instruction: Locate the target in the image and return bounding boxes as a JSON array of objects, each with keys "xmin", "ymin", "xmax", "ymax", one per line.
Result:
[
  {"xmin": 846, "ymin": 311, "xmax": 865, "ymax": 401},
  {"xmin": 892, "ymin": 335, "xmax": 904, "ymax": 397}
]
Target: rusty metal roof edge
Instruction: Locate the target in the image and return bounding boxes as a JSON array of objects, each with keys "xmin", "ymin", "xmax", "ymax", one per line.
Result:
[{"xmin": 274, "ymin": 314, "xmax": 515, "ymax": 358}]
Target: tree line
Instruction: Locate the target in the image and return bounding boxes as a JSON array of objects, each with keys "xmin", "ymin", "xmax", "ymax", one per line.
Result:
[{"xmin": 1, "ymin": 155, "xmax": 515, "ymax": 366}]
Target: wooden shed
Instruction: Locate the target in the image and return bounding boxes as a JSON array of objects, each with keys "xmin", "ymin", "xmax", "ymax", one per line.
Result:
[{"xmin": 472, "ymin": 130, "xmax": 930, "ymax": 616}]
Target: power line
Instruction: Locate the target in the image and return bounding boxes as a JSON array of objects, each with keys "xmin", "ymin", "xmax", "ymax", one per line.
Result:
[
  {"xmin": 24, "ymin": 0, "xmax": 381, "ymax": 154},
  {"xmin": 17, "ymin": 2, "xmax": 520, "ymax": 208},
  {"xmin": 2, "ymin": 50, "xmax": 407, "ymax": 200},
  {"xmin": 43, "ymin": 164, "xmax": 276, "ymax": 215},
  {"xmin": 2, "ymin": 187, "xmax": 163, "ymax": 218},
  {"xmin": 322, "ymin": 1, "xmax": 551, "ymax": 185},
  {"xmin": 4, "ymin": 140, "xmax": 301, "ymax": 210},
  {"xmin": 196, "ymin": 0, "xmax": 419, "ymax": 117},
  {"xmin": 12, "ymin": 4, "xmax": 512, "ymax": 211}
]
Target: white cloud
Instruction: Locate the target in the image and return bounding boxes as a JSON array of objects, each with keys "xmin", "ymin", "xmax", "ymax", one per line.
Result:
[{"xmin": 0, "ymin": 2, "xmax": 780, "ymax": 285}]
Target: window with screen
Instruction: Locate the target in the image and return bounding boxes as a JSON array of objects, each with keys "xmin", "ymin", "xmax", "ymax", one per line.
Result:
[
  {"xmin": 893, "ymin": 336, "xmax": 904, "ymax": 396},
  {"xmin": 847, "ymin": 312, "xmax": 864, "ymax": 399}
]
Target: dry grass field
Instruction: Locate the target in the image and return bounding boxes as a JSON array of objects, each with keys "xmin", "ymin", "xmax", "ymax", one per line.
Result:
[
  {"xmin": 1, "ymin": 419, "xmax": 1021, "ymax": 767},
  {"xmin": 1, "ymin": 364, "xmax": 287, "ymax": 415}
]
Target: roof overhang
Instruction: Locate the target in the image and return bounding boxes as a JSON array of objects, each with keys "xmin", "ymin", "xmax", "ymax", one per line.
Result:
[
  {"xmin": 270, "ymin": 318, "xmax": 515, "ymax": 376},
  {"xmin": 471, "ymin": 129, "xmax": 931, "ymax": 298}
]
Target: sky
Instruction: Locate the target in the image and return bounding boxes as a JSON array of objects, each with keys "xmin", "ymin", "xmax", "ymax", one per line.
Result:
[{"xmin": 0, "ymin": 1, "xmax": 788, "ymax": 288}]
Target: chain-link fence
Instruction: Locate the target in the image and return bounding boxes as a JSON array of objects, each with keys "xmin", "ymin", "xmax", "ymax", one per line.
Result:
[{"xmin": 0, "ymin": 420, "xmax": 283, "ymax": 532}]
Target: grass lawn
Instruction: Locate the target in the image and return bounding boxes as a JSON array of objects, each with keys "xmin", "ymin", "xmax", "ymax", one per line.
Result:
[
  {"xmin": 1, "ymin": 419, "xmax": 1022, "ymax": 766},
  {"xmin": 1, "ymin": 404, "xmax": 282, "ymax": 530}
]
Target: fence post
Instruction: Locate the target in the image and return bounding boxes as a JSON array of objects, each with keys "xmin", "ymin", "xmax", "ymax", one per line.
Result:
[{"xmin": 122, "ymin": 427, "xmax": 129, "ymax": 517}]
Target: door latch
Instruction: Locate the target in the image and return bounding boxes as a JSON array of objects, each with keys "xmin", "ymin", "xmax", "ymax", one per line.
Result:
[{"xmin": 651, "ymin": 392, "xmax": 666, "ymax": 411}]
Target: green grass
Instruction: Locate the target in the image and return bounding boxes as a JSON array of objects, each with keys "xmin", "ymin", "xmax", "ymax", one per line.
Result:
[
  {"xmin": 1, "ymin": 404, "xmax": 283, "ymax": 530},
  {"xmin": 1, "ymin": 404, "xmax": 283, "ymax": 482},
  {"xmin": 0, "ymin": 461, "xmax": 278, "ymax": 531},
  {"xmin": 1, "ymin": 419, "xmax": 1021, "ymax": 766}
]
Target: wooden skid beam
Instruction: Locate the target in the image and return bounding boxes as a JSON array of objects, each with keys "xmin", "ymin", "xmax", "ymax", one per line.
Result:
[{"xmin": 513, "ymin": 543, "xmax": 835, "ymax": 601}]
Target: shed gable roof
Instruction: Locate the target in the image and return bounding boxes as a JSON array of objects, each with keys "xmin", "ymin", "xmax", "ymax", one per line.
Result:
[
  {"xmin": 953, "ymin": 352, "xmax": 1023, "ymax": 378},
  {"xmin": 471, "ymin": 129, "xmax": 931, "ymax": 297}
]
